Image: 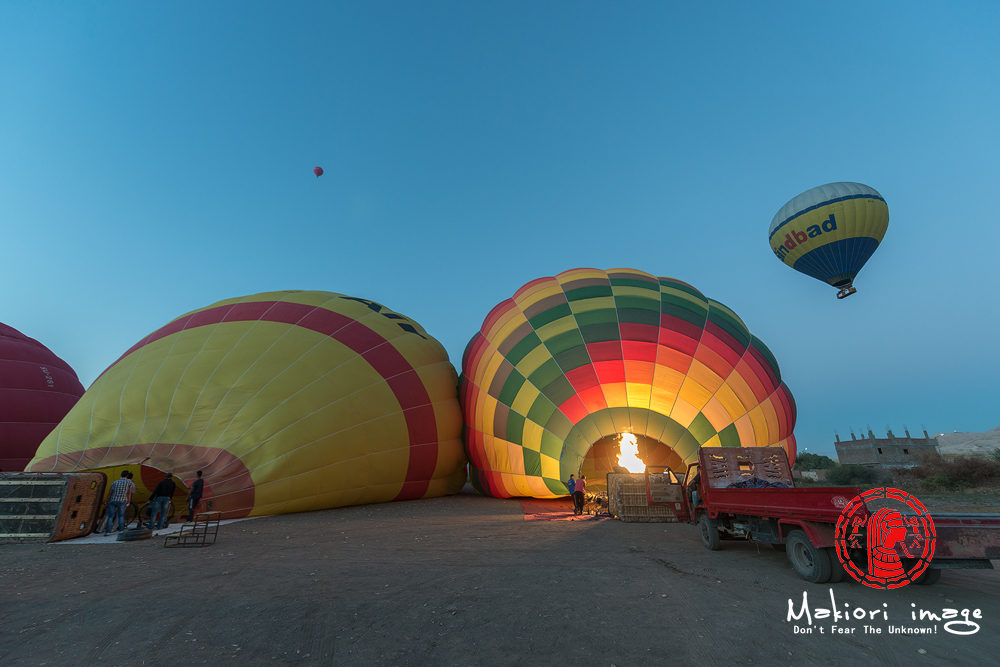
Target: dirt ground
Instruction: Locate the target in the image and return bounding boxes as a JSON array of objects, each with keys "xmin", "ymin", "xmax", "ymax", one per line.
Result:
[
  {"xmin": 1, "ymin": 486, "xmax": 998, "ymax": 667},
  {"xmin": 903, "ymin": 491, "xmax": 1000, "ymax": 514}
]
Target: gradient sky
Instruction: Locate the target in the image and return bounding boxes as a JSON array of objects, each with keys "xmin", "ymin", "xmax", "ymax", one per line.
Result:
[{"xmin": 3, "ymin": 2, "xmax": 998, "ymax": 458}]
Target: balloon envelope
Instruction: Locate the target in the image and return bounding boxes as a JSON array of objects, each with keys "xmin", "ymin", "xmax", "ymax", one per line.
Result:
[
  {"xmin": 768, "ymin": 182, "xmax": 889, "ymax": 291},
  {"xmin": 313, "ymin": 166, "xmax": 324, "ymax": 177},
  {"xmin": 28, "ymin": 291, "xmax": 467, "ymax": 518},
  {"xmin": 460, "ymin": 268, "xmax": 797, "ymax": 499},
  {"xmin": 0, "ymin": 323, "xmax": 85, "ymax": 471}
]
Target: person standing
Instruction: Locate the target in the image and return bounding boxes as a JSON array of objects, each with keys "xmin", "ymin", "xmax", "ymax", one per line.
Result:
[
  {"xmin": 566, "ymin": 474, "xmax": 576, "ymax": 498},
  {"xmin": 573, "ymin": 475, "xmax": 587, "ymax": 515},
  {"xmin": 186, "ymin": 470, "xmax": 205, "ymax": 522},
  {"xmin": 103, "ymin": 471, "xmax": 135, "ymax": 535},
  {"xmin": 147, "ymin": 472, "xmax": 176, "ymax": 531}
]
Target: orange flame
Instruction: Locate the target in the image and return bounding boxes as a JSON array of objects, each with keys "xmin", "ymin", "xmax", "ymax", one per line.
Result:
[{"xmin": 617, "ymin": 433, "xmax": 645, "ymax": 473}]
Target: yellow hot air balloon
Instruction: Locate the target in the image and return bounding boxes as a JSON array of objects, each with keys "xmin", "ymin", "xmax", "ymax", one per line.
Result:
[
  {"xmin": 769, "ymin": 182, "xmax": 889, "ymax": 298},
  {"xmin": 28, "ymin": 291, "xmax": 467, "ymax": 518}
]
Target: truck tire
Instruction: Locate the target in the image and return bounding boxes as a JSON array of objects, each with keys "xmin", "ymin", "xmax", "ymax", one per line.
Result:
[
  {"xmin": 786, "ymin": 530, "xmax": 832, "ymax": 583},
  {"xmin": 827, "ymin": 548, "xmax": 846, "ymax": 583},
  {"xmin": 699, "ymin": 515, "xmax": 720, "ymax": 551},
  {"xmin": 915, "ymin": 568, "xmax": 942, "ymax": 585}
]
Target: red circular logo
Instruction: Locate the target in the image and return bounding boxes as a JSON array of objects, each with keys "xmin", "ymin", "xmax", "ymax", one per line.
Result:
[{"xmin": 834, "ymin": 487, "xmax": 936, "ymax": 589}]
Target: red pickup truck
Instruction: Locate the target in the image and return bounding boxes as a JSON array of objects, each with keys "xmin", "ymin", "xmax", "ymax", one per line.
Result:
[{"xmin": 645, "ymin": 447, "xmax": 1000, "ymax": 585}]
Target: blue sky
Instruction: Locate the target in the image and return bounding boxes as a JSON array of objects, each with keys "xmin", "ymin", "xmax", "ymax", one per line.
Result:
[{"xmin": 3, "ymin": 2, "xmax": 998, "ymax": 458}]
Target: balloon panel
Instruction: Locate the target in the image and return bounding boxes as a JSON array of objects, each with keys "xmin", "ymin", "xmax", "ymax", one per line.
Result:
[
  {"xmin": 28, "ymin": 291, "xmax": 467, "ymax": 518},
  {"xmin": 460, "ymin": 269, "xmax": 797, "ymax": 499},
  {"xmin": 0, "ymin": 323, "xmax": 85, "ymax": 471},
  {"xmin": 768, "ymin": 182, "xmax": 889, "ymax": 287}
]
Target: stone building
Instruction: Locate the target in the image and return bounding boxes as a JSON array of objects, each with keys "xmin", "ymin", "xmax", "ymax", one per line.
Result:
[{"xmin": 834, "ymin": 428, "xmax": 939, "ymax": 468}]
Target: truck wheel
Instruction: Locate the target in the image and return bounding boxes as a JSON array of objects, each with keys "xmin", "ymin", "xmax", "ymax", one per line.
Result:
[
  {"xmin": 827, "ymin": 548, "xmax": 846, "ymax": 583},
  {"xmin": 699, "ymin": 515, "xmax": 720, "ymax": 551},
  {"xmin": 786, "ymin": 530, "xmax": 832, "ymax": 583},
  {"xmin": 915, "ymin": 568, "xmax": 941, "ymax": 585}
]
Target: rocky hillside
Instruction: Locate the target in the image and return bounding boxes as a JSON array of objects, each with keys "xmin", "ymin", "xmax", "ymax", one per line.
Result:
[{"xmin": 935, "ymin": 426, "xmax": 1000, "ymax": 456}]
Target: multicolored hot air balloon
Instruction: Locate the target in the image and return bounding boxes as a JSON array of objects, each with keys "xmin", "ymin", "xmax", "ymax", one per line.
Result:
[
  {"xmin": 0, "ymin": 323, "xmax": 85, "ymax": 471},
  {"xmin": 769, "ymin": 182, "xmax": 889, "ymax": 299},
  {"xmin": 313, "ymin": 166, "xmax": 324, "ymax": 178},
  {"xmin": 28, "ymin": 291, "xmax": 467, "ymax": 517},
  {"xmin": 460, "ymin": 268, "xmax": 796, "ymax": 499}
]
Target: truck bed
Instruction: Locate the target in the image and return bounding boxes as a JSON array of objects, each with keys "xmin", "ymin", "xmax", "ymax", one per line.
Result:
[
  {"xmin": 927, "ymin": 513, "xmax": 1000, "ymax": 562},
  {"xmin": 703, "ymin": 486, "xmax": 855, "ymax": 523}
]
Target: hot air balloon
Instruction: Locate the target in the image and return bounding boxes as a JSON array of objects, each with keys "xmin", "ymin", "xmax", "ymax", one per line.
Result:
[
  {"xmin": 28, "ymin": 291, "xmax": 467, "ymax": 517},
  {"xmin": 0, "ymin": 323, "xmax": 85, "ymax": 471},
  {"xmin": 313, "ymin": 166, "xmax": 324, "ymax": 178},
  {"xmin": 460, "ymin": 268, "xmax": 796, "ymax": 499},
  {"xmin": 768, "ymin": 182, "xmax": 889, "ymax": 299}
]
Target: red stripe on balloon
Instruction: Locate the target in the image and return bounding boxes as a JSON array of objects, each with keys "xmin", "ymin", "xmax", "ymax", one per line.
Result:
[
  {"xmin": 587, "ymin": 342, "xmax": 623, "ymax": 361},
  {"xmin": 462, "ymin": 335, "xmax": 490, "ymax": 380},
  {"xmin": 100, "ymin": 300, "xmax": 439, "ymax": 501},
  {"xmin": 593, "ymin": 360, "xmax": 626, "ymax": 384},
  {"xmin": 736, "ymin": 358, "xmax": 768, "ymax": 402},
  {"xmin": 577, "ymin": 385, "xmax": 609, "ymax": 412},
  {"xmin": 622, "ymin": 340, "xmax": 657, "ymax": 363},
  {"xmin": 512, "ymin": 277, "xmax": 554, "ymax": 300},
  {"xmin": 480, "ymin": 299, "xmax": 517, "ymax": 337},
  {"xmin": 619, "ymin": 323, "xmax": 659, "ymax": 343},
  {"xmin": 557, "ymin": 395, "xmax": 591, "ymax": 424}
]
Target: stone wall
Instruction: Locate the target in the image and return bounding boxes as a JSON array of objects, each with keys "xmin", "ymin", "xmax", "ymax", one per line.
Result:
[{"xmin": 834, "ymin": 428, "xmax": 939, "ymax": 468}]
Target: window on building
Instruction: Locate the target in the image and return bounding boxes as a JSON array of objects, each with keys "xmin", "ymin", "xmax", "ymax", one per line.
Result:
[
  {"xmin": 877, "ymin": 447, "xmax": 883, "ymax": 454},
  {"xmin": 903, "ymin": 449, "xmax": 909, "ymax": 454}
]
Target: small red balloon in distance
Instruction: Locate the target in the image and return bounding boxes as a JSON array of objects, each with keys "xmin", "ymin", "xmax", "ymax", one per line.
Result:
[{"xmin": 313, "ymin": 166, "xmax": 324, "ymax": 178}]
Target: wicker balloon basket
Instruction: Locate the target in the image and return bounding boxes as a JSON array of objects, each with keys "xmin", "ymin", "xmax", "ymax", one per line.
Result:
[{"xmin": 606, "ymin": 473, "xmax": 679, "ymax": 523}]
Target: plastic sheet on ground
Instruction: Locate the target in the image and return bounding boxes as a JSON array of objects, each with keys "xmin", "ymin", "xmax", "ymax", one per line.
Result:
[{"xmin": 51, "ymin": 517, "xmax": 259, "ymax": 544}]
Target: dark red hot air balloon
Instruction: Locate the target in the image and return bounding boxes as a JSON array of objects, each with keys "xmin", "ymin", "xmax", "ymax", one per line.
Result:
[
  {"xmin": 313, "ymin": 166, "xmax": 324, "ymax": 178},
  {"xmin": 0, "ymin": 322, "xmax": 85, "ymax": 471}
]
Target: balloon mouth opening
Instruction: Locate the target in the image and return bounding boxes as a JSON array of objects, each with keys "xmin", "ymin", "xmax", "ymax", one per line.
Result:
[
  {"xmin": 581, "ymin": 433, "xmax": 686, "ymax": 491},
  {"xmin": 831, "ymin": 279, "xmax": 853, "ymax": 287}
]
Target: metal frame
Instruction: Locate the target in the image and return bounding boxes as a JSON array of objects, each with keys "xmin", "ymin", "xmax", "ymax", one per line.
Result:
[{"xmin": 163, "ymin": 511, "xmax": 221, "ymax": 548}]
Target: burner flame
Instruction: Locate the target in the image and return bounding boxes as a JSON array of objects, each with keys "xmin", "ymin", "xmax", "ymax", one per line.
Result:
[{"xmin": 617, "ymin": 433, "xmax": 645, "ymax": 473}]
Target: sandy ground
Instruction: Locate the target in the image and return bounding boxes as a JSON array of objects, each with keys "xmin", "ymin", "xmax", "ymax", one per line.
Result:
[{"xmin": 2, "ymin": 485, "xmax": 999, "ymax": 667}]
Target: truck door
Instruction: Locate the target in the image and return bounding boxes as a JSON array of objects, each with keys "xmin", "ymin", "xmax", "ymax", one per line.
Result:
[
  {"xmin": 645, "ymin": 466, "xmax": 690, "ymax": 523},
  {"xmin": 678, "ymin": 463, "xmax": 699, "ymax": 524}
]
